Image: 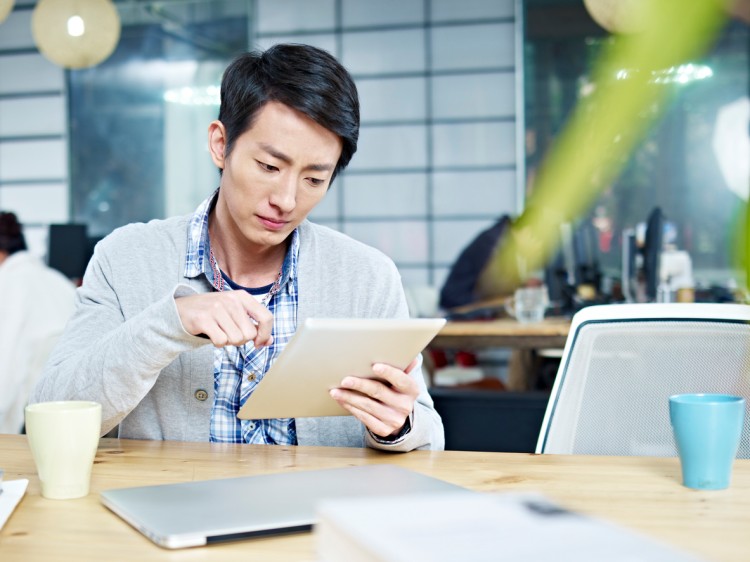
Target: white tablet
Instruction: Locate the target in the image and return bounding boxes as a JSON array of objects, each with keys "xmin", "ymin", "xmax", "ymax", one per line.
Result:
[{"xmin": 237, "ymin": 317, "xmax": 446, "ymax": 419}]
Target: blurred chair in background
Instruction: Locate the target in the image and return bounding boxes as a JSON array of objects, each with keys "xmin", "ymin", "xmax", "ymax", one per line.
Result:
[
  {"xmin": 537, "ymin": 303, "xmax": 750, "ymax": 457},
  {"xmin": 439, "ymin": 215, "xmax": 514, "ymax": 314},
  {"xmin": 0, "ymin": 212, "xmax": 77, "ymax": 433}
]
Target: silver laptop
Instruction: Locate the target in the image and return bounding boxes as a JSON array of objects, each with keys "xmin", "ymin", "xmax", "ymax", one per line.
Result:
[{"xmin": 100, "ymin": 464, "xmax": 469, "ymax": 549}]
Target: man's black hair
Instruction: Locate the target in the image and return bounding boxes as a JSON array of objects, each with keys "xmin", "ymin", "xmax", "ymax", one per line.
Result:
[{"xmin": 218, "ymin": 43, "xmax": 360, "ymax": 184}]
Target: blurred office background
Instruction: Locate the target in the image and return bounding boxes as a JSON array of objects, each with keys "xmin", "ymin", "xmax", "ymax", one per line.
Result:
[{"xmin": 0, "ymin": 0, "xmax": 748, "ymax": 293}]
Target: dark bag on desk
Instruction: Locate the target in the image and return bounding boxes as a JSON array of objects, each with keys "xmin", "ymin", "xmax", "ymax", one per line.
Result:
[{"xmin": 439, "ymin": 216, "xmax": 512, "ymax": 310}]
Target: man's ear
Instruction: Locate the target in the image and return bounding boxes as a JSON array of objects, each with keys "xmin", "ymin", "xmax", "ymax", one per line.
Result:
[{"xmin": 208, "ymin": 120, "xmax": 227, "ymax": 169}]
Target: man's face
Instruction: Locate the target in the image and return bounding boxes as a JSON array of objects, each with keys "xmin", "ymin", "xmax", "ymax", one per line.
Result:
[{"xmin": 208, "ymin": 100, "xmax": 342, "ymax": 253}]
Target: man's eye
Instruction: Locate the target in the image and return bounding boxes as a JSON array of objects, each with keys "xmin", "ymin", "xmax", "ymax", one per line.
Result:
[
  {"xmin": 258, "ymin": 161, "xmax": 278, "ymax": 172},
  {"xmin": 308, "ymin": 178, "xmax": 325, "ymax": 186}
]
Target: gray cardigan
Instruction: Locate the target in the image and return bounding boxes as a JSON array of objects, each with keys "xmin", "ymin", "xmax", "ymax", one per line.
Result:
[{"xmin": 32, "ymin": 216, "xmax": 444, "ymax": 452}]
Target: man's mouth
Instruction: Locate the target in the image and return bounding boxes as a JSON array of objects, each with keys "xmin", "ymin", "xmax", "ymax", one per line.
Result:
[{"xmin": 258, "ymin": 215, "xmax": 287, "ymax": 231}]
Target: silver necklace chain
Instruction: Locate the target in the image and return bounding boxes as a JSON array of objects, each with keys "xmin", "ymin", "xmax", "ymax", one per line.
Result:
[{"xmin": 209, "ymin": 244, "xmax": 283, "ymax": 308}]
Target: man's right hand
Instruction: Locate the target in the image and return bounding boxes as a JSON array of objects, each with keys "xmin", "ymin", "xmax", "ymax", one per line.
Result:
[{"xmin": 175, "ymin": 291, "xmax": 273, "ymax": 348}]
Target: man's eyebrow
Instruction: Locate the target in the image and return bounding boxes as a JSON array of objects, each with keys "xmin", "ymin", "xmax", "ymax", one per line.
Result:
[{"xmin": 259, "ymin": 143, "xmax": 335, "ymax": 172}]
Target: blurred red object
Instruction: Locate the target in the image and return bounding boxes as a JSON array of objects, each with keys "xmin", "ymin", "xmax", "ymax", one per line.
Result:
[{"xmin": 455, "ymin": 351, "xmax": 478, "ymax": 367}]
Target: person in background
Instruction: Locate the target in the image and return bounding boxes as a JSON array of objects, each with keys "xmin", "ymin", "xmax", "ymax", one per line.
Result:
[
  {"xmin": 32, "ymin": 44, "xmax": 444, "ymax": 451},
  {"xmin": 0, "ymin": 212, "xmax": 76, "ymax": 433}
]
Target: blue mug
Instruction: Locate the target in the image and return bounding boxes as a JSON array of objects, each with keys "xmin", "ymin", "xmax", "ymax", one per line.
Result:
[{"xmin": 669, "ymin": 394, "xmax": 745, "ymax": 490}]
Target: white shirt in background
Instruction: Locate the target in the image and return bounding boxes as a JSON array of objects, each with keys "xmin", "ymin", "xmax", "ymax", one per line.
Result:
[{"xmin": 0, "ymin": 251, "xmax": 76, "ymax": 433}]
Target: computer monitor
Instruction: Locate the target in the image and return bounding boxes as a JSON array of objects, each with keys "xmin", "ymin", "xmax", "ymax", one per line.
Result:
[
  {"xmin": 47, "ymin": 223, "xmax": 91, "ymax": 280},
  {"xmin": 643, "ymin": 207, "xmax": 664, "ymax": 301},
  {"xmin": 621, "ymin": 228, "xmax": 638, "ymax": 302},
  {"xmin": 545, "ymin": 219, "xmax": 601, "ymax": 313},
  {"xmin": 572, "ymin": 219, "xmax": 600, "ymax": 289}
]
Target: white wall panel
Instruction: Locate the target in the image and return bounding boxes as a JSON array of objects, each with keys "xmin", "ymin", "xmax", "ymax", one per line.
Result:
[
  {"xmin": 432, "ymin": 266, "xmax": 450, "ymax": 292},
  {"xmin": 343, "ymin": 173, "xmax": 426, "ymax": 218},
  {"xmin": 307, "ymin": 182, "xmax": 341, "ymax": 221},
  {"xmin": 352, "ymin": 125, "xmax": 427, "ymax": 170},
  {"xmin": 0, "ymin": 10, "xmax": 35, "ymax": 49},
  {"xmin": 358, "ymin": 77, "xmax": 426, "ymax": 122},
  {"xmin": 431, "ymin": 0, "xmax": 514, "ymax": 21},
  {"xmin": 0, "ymin": 183, "xmax": 68, "ymax": 223},
  {"xmin": 0, "ymin": 54, "xmax": 64, "ymax": 94},
  {"xmin": 399, "ymin": 267, "xmax": 430, "ymax": 287},
  {"xmin": 343, "ymin": 0, "xmax": 424, "ymax": 27},
  {"xmin": 0, "ymin": 96, "xmax": 66, "ymax": 136},
  {"xmin": 432, "ymin": 73, "xmax": 515, "ymax": 119},
  {"xmin": 256, "ymin": 0, "xmax": 335, "ymax": 32},
  {"xmin": 432, "ymin": 24, "xmax": 515, "ymax": 70},
  {"xmin": 254, "ymin": 34, "xmax": 337, "ymax": 56},
  {"xmin": 432, "ymin": 170, "xmax": 516, "ymax": 217},
  {"xmin": 343, "ymin": 29, "xmax": 425, "ymax": 75},
  {"xmin": 432, "ymin": 122, "xmax": 515, "ymax": 167},
  {"xmin": 0, "ymin": 139, "xmax": 66, "ymax": 181},
  {"xmin": 344, "ymin": 220, "xmax": 427, "ymax": 263}
]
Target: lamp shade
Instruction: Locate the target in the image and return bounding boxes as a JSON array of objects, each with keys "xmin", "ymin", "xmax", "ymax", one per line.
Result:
[
  {"xmin": 583, "ymin": 0, "xmax": 648, "ymax": 34},
  {"xmin": 0, "ymin": 0, "xmax": 14, "ymax": 24},
  {"xmin": 32, "ymin": 0, "xmax": 121, "ymax": 69}
]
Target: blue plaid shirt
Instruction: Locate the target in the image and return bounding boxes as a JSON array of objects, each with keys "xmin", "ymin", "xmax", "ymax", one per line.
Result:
[{"xmin": 183, "ymin": 189, "xmax": 298, "ymax": 445}]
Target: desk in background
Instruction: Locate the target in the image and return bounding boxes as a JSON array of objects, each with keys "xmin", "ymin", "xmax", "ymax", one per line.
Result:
[
  {"xmin": 431, "ymin": 317, "xmax": 571, "ymax": 350},
  {"xmin": 1, "ymin": 434, "xmax": 748, "ymax": 561},
  {"xmin": 428, "ymin": 317, "xmax": 571, "ymax": 393}
]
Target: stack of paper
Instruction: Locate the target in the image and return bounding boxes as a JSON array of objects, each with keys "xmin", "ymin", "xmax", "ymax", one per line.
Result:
[
  {"xmin": 315, "ymin": 491, "xmax": 703, "ymax": 562},
  {"xmin": 0, "ymin": 477, "xmax": 28, "ymax": 531}
]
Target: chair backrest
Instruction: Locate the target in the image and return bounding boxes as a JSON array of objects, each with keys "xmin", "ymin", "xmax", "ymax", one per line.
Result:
[{"xmin": 536, "ymin": 303, "xmax": 750, "ymax": 457}]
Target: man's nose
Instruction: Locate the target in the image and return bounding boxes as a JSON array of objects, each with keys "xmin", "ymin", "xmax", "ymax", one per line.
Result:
[{"xmin": 270, "ymin": 175, "xmax": 296, "ymax": 212}]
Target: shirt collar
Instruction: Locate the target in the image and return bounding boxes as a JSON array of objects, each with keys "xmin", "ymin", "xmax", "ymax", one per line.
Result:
[{"xmin": 184, "ymin": 188, "xmax": 299, "ymax": 291}]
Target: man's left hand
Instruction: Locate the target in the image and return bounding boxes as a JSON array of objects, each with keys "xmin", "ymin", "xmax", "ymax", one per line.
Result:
[{"xmin": 329, "ymin": 358, "xmax": 419, "ymax": 439}]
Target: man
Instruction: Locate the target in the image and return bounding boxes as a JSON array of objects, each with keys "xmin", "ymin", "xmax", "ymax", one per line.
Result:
[
  {"xmin": 0, "ymin": 212, "xmax": 76, "ymax": 433},
  {"xmin": 32, "ymin": 44, "xmax": 444, "ymax": 452}
]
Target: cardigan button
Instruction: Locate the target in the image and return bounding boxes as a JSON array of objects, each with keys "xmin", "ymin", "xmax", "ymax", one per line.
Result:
[{"xmin": 194, "ymin": 389, "xmax": 208, "ymax": 401}]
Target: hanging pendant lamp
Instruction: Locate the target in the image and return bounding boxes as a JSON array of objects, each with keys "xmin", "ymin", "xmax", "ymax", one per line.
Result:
[
  {"xmin": 0, "ymin": 0, "xmax": 15, "ymax": 24},
  {"xmin": 32, "ymin": 0, "xmax": 121, "ymax": 69},
  {"xmin": 583, "ymin": 0, "xmax": 648, "ymax": 34}
]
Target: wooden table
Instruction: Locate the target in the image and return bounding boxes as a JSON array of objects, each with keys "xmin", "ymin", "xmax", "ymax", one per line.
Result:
[
  {"xmin": 431, "ymin": 317, "xmax": 571, "ymax": 350},
  {"xmin": 1, "ymin": 435, "xmax": 748, "ymax": 561}
]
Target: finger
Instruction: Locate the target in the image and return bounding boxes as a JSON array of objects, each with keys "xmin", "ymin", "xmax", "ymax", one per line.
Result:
[
  {"xmin": 340, "ymin": 376, "xmax": 396, "ymax": 403},
  {"xmin": 331, "ymin": 386, "xmax": 411, "ymax": 423},
  {"xmin": 213, "ymin": 306, "xmax": 251, "ymax": 346},
  {"xmin": 201, "ymin": 323, "xmax": 229, "ymax": 348},
  {"xmin": 236, "ymin": 292, "xmax": 274, "ymax": 346},
  {"xmin": 222, "ymin": 298, "xmax": 260, "ymax": 344},
  {"xmin": 366, "ymin": 363, "xmax": 420, "ymax": 395},
  {"xmin": 337, "ymin": 400, "xmax": 400, "ymax": 438}
]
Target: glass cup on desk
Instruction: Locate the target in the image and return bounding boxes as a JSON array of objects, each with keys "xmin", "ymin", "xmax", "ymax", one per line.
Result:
[
  {"xmin": 24, "ymin": 401, "xmax": 102, "ymax": 500},
  {"xmin": 505, "ymin": 285, "xmax": 549, "ymax": 324}
]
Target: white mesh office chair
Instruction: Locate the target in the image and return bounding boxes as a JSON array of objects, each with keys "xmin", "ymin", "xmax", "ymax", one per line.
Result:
[{"xmin": 536, "ymin": 303, "xmax": 750, "ymax": 457}]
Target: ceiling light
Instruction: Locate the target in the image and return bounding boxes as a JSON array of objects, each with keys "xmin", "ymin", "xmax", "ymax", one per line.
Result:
[
  {"xmin": 583, "ymin": 0, "xmax": 648, "ymax": 34},
  {"xmin": 32, "ymin": 0, "xmax": 121, "ymax": 69},
  {"xmin": 0, "ymin": 0, "xmax": 14, "ymax": 24}
]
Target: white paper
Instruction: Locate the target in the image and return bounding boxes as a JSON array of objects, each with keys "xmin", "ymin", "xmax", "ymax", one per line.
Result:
[
  {"xmin": 0, "ymin": 479, "xmax": 29, "ymax": 530},
  {"xmin": 316, "ymin": 491, "xmax": 705, "ymax": 562}
]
